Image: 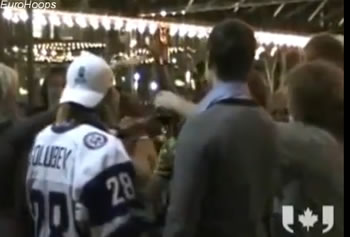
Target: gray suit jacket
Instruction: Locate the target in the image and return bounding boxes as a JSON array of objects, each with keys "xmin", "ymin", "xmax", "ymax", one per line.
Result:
[
  {"xmin": 164, "ymin": 101, "xmax": 279, "ymax": 237},
  {"xmin": 275, "ymin": 123, "xmax": 344, "ymax": 237}
]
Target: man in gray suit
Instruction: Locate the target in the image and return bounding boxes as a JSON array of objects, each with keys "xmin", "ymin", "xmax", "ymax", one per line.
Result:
[{"xmin": 163, "ymin": 19, "xmax": 279, "ymax": 237}]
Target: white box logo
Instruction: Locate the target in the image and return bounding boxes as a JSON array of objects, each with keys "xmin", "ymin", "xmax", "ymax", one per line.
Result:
[{"xmin": 282, "ymin": 206, "xmax": 334, "ymax": 234}]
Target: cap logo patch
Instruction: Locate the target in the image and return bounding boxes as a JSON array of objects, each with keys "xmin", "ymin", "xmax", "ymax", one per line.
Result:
[
  {"xmin": 75, "ymin": 66, "xmax": 87, "ymax": 84},
  {"xmin": 84, "ymin": 132, "xmax": 108, "ymax": 150}
]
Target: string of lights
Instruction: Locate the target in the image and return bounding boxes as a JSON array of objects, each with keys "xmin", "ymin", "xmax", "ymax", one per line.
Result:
[
  {"xmin": 7, "ymin": 41, "xmax": 107, "ymax": 63},
  {"xmin": 1, "ymin": 7, "xmax": 310, "ymax": 47},
  {"xmin": 34, "ymin": 42, "xmax": 106, "ymax": 51},
  {"xmin": 2, "ymin": 7, "xmax": 211, "ymax": 39},
  {"xmin": 114, "ymin": 46, "xmax": 190, "ymax": 65},
  {"xmin": 8, "ymin": 41, "xmax": 191, "ymax": 64}
]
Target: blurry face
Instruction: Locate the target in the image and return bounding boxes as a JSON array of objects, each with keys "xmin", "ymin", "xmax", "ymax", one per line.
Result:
[
  {"xmin": 97, "ymin": 88, "xmax": 121, "ymax": 128},
  {"xmin": 269, "ymin": 92, "xmax": 290, "ymax": 122},
  {"xmin": 204, "ymin": 59, "xmax": 216, "ymax": 87},
  {"xmin": 9, "ymin": 72, "xmax": 19, "ymax": 100},
  {"xmin": 47, "ymin": 74, "xmax": 65, "ymax": 108},
  {"xmin": 286, "ymin": 90, "xmax": 300, "ymax": 122}
]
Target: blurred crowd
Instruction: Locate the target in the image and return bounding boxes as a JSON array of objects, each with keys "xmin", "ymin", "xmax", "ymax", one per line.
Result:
[{"xmin": 0, "ymin": 19, "xmax": 344, "ymax": 237}]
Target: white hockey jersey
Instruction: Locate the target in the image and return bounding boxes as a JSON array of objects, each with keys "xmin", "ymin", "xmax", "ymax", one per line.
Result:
[{"xmin": 26, "ymin": 123, "xmax": 139, "ymax": 237}]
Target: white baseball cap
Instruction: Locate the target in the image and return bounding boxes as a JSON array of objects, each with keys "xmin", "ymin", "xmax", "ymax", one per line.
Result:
[{"xmin": 60, "ymin": 52, "xmax": 114, "ymax": 108}]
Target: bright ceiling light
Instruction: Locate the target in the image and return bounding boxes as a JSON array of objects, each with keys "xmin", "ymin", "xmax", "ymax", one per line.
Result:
[
  {"xmin": 130, "ymin": 39, "xmax": 137, "ymax": 48},
  {"xmin": 19, "ymin": 11, "xmax": 28, "ymax": 22},
  {"xmin": 170, "ymin": 25, "xmax": 179, "ymax": 37},
  {"xmin": 102, "ymin": 17, "xmax": 111, "ymax": 31},
  {"xmin": 75, "ymin": 15, "xmax": 88, "ymax": 28},
  {"xmin": 63, "ymin": 14, "xmax": 74, "ymax": 27},
  {"xmin": 148, "ymin": 22, "xmax": 158, "ymax": 35},
  {"xmin": 137, "ymin": 20, "xmax": 147, "ymax": 34},
  {"xmin": 175, "ymin": 79, "xmax": 185, "ymax": 87},
  {"xmin": 185, "ymin": 70, "xmax": 191, "ymax": 84},
  {"xmin": 2, "ymin": 8, "xmax": 13, "ymax": 20},
  {"xmin": 150, "ymin": 81, "xmax": 158, "ymax": 91},
  {"xmin": 89, "ymin": 17, "xmax": 100, "ymax": 30},
  {"xmin": 134, "ymin": 72, "xmax": 141, "ymax": 81},
  {"xmin": 49, "ymin": 14, "xmax": 61, "ymax": 26}
]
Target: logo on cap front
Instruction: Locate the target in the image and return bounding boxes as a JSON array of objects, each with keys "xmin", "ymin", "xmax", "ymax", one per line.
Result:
[{"xmin": 75, "ymin": 66, "xmax": 87, "ymax": 84}]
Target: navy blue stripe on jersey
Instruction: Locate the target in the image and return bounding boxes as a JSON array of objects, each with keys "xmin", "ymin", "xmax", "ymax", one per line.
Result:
[
  {"xmin": 52, "ymin": 122, "xmax": 77, "ymax": 134},
  {"xmin": 80, "ymin": 162, "xmax": 139, "ymax": 226}
]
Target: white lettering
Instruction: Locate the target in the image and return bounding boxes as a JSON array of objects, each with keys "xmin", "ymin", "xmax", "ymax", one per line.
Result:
[
  {"xmin": 107, "ymin": 176, "xmax": 124, "ymax": 206},
  {"xmin": 17, "ymin": 2, "xmax": 24, "ymax": 8},
  {"xmin": 6, "ymin": 1, "xmax": 13, "ymax": 7},
  {"xmin": 44, "ymin": 2, "xmax": 51, "ymax": 9},
  {"xmin": 1, "ymin": 0, "xmax": 56, "ymax": 9},
  {"xmin": 1, "ymin": 0, "xmax": 8, "ymax": 8},
  {"xmin": 24, "ymin": 0, "xmax": 32, "ymax": 8},
  {"xmin": 37, "ymin": 2, "xmax": 44, "ymax": 9},
  {"xmin": 31, "ymin": 1, "xmax": 38, "ymax": 9},
  {"xmin": 106, "ymin": 173, "xmax": 135, "ymax": 207}
]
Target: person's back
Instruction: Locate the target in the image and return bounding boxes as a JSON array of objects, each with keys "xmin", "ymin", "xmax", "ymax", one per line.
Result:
[
  {"xmin": 165, "ymin": 100, "xmax": 278, "ymax": 237},
  {"xmin": 0, "ymin": 64, "xmax": 55, "ymax": 237},
  {"xmin": 164, "ymin": 19, "xmax": 278, "ymax": 237},
  {"xmin": 276, "ymin": 122, "xmax": 344, "ymax": 237},
  {"xmin": 26, "ymin": 123, "xmax": 135, "ymax": 237},
  {"xmin": 26, "ymin": 52, "xmax": 144, "ymax": 237},
  {"xmin": 197, "ymin": 103, "xmax": 277, "ymax": 237},
  {"xmin": 0, "ymin": 112, "xmax": 55, "ymax": 237}
]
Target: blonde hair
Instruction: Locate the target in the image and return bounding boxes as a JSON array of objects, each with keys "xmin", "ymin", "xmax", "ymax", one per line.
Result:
[{"xmin": 0, "ymin": 63, "xmax": 18, "ymax": 122}]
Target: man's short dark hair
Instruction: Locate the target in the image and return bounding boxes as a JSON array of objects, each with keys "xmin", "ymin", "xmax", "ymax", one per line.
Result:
[
  {"xmin": 305, "ymin": 33, "xmax": 344, "ymax": 69},
  {"xmin": 208, "ymin": 19, "xmax": 257, "ymax": 81},
  {"xmin": 286, "ymin": 60, "xmax": 344, "ymax": 141}
]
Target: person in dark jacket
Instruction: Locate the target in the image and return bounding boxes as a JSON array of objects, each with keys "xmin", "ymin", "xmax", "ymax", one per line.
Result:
[
  {"xmin": 163, "ymin": 19, "xmax": 279, "ymax": 237},
  {"xmin": 0, "ymin": 64, "xmax": 55, "ymax": 237}
]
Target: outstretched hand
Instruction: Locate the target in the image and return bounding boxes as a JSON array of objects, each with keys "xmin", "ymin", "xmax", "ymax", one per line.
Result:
[
  {"xmin": 154, "ymin": 91, "xmax": 197, "ymax": 117},
  {"xmin": 154, "ymin": 91, "xmax": 182, "ymax": 111}
]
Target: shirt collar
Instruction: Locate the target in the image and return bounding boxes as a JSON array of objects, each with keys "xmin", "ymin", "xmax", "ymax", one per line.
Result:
[{"xmin": 197, "ymin": 80, "xmax": 251, "ymax": 112}]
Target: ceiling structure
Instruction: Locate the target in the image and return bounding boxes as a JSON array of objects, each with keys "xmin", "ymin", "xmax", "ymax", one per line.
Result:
[
  {"xmin": 75, "ymin": 0, "xmax": 344, "ymax": 34},
  {"xmin": 3, "ymin": 0, "xmax": 344, "ymax": 34}
]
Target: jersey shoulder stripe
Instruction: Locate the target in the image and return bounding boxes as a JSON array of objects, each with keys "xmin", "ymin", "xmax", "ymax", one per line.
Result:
[{"xmin": 80, "ymin": 161, "xmax": 137, "ymax": 226}]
